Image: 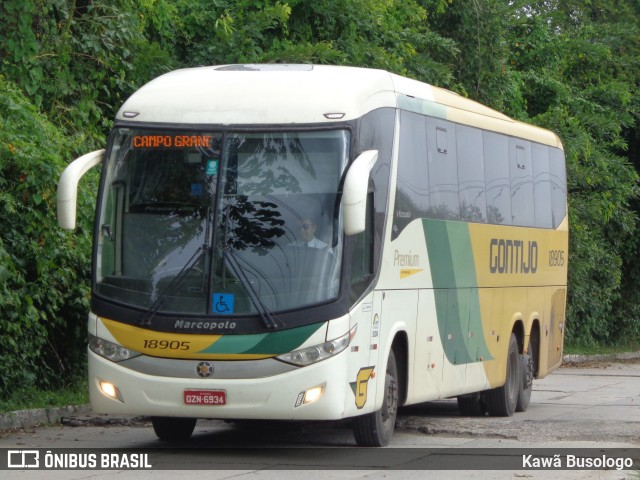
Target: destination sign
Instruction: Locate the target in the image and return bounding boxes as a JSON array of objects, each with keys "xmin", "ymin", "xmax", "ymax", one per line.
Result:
[{"xmin": 131, "ymin": 135, "xmax": 212, "ymax": 149}]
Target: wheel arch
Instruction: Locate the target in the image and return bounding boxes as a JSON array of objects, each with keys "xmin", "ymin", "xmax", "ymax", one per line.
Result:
[
  {"xmin": 512, "ymin": 318, "xmax": 525, "ymax": 355},
  {"xmin": 529, "ymin": 319, "xmax": 541, "ymax": 378}
]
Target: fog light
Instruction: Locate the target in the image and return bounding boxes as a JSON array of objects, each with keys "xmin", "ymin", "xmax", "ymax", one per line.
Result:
[
  {"xmin": 295, "ymin": 384, "xmax": 325, "ymax": 407},
  {"xmin": 99, "ymin": 380, "xmax": 123, "ymax": 402},
  {"xmin": 304, "ymin": 386, "xmax": 324, "ymax": 404}
]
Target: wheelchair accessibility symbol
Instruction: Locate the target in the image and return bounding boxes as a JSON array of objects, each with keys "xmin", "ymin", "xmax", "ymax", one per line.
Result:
[{"xmin": 212, "ymin": 293, "xmax": 235, "ymax": 314}]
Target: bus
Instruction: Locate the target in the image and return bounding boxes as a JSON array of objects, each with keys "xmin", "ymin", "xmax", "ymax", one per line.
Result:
[{"xmin": 57, "ymin": 64, "xmax": 568, "ymax": 447}]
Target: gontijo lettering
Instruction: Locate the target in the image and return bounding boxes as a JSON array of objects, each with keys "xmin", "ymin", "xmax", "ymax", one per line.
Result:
[
  {"xmin": 132, "ymin": 135, "xmax": 212, "ymax": 148},
  {"xmin": 489, "ymin": 238, "xmax": 538, "ymax": 274}
]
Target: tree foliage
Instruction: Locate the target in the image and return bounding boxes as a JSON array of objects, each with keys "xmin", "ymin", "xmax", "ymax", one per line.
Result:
[
  {"xmin": 1, "ymin": 0, "xmax": 640, "ymax": 395},
  {"xmin": 0, "ymin": 0, "xmax": 173, "ymax": 149},
  {"xmin": 0, "ymin": 76, "xmax": 95, "ymax": 394}
]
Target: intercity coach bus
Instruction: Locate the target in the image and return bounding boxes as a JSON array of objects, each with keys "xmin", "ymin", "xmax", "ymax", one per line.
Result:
[{"xmin": 57, "ymin": 64, "xmax": 568, "ymax": 446}]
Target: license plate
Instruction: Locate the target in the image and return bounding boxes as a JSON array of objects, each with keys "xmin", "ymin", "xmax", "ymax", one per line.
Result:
[{"xmin": 184, "ymin": 389, "xmax": 226, "ymax": 406}]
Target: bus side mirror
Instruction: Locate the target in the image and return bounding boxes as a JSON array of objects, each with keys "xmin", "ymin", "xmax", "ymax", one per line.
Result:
[
  {"xmin": 342, "ymin": 150, "xmax": 378, "ymax": 235},
  {"xmin": 57, "ymin": 149, "xmax": 104, "ymax": 230}
]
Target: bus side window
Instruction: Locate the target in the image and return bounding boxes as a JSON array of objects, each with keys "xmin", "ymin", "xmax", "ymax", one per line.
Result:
[
  {"xmin": 393, "ymin": 110, "xmax": 429, "ymax": 240},
  {"xmin": 532, "ymin": 143, "xmax": 553, "ymax": 228},
  {"xmin": 484, "ymin": 132, "xmax": 511, "ymax": 225},
  {"xmin": 509, "ymin": 140, "xmax": 534, "ymax": 227},
  {"xmin": 426, "ymin": 118, "xmax": 459, "ymax": 220},
  {"xmin": 457, "ymin": 125, "xmax": 487, "ymax": 223},
  {"xmin": 549, "ymin": 148, "xmax": 567, "ymax": 228},
  {"xmin": 100, "ymin": 181, "xmax": 124, "ymax": 277},
  {"xmin": 350, "ymin": 191, "xmax": 374, "ymax": 302}
]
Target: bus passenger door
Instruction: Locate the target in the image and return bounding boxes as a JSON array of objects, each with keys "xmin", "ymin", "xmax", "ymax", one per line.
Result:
[{"xmin": 374, "ymin": 289, "xmax": 418, "ymax": 408}]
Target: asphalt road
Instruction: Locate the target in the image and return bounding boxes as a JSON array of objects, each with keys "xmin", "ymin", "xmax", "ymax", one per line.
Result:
[{"xmin": 1, "ymin": 359, "xmax": 639, "ymax": 479}]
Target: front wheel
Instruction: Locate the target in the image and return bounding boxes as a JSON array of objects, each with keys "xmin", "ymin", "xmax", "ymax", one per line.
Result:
[
  {"xmin": 151, "ymin": 417, "xmax": 197, "ymax": 441},
  {"xmin": 352, "ymin": 350, "xmax": 399, "ymax": 447}
]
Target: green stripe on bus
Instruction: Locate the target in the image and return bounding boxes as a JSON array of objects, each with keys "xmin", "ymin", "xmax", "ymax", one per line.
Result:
[
  {"xmin": 244, "ymin": 322, "xmax": 325, "ymax": 354},
  {"xmin": 197, "ymin": 333, "xmax": 267, "ymax": 354},
  {"xmin": 198, "ymin": 322, "xmax": 324, "ymax": 355},
  {"xmin": 424, "ymin": 219, "xmax": 492, "ymax": 365}
]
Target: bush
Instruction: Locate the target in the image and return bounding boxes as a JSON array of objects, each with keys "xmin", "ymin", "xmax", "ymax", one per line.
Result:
[{"xmin": 0, "ymin": 76, "xmax": 95, "ymax": 397}]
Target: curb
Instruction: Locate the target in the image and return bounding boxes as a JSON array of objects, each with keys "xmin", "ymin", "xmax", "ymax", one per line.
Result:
[
  {"xmin": 0, "ymin": 404, "xmax": 92, "ymax": 432},
  {"xmin": 561, "ymin": 351, "xmax": 640, "ymax": 364}
]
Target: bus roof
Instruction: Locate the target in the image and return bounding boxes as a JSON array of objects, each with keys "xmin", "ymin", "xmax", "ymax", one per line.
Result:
[{"xmin": 116, "ymin": 64, "xmax": 562, "ymax": 148}]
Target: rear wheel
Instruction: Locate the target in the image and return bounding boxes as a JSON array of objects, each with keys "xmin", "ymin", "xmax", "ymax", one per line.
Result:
[
  {"xmin": 353, "ymin": 350, "xmax": 399, "ymax": 447},
  {"xmin": 516, "ymin": 339, "xmax": 534, "ymax": 412},
  {"xmin": 483, "ymin": 333, "xmax": 520, "ymax": 417},
  {"xmin": 151, "ymin": 417, "xmax": 197, "ymax": 441}
]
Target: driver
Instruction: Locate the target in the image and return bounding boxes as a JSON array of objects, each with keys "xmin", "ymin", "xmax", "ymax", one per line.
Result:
[{"xmin": 292, "ymin": 218, "xmax": 328, "ymax": 249}]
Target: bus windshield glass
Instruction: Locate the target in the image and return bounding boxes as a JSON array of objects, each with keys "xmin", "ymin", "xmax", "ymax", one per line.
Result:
[{"xmin": 95, "ymin": 128, "xmax": 349, "ymax": 317}]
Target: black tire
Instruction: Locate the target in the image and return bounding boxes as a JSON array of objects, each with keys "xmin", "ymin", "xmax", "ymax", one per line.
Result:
[
  {"xmin": 516, "ymin": 339, "xmax": 534, "ymax": 412},
  {"xmin": 457, "ymin": 393, "xmax": 486, "ymax": 416},
  {"xmin": 151, "ymin": 417, "xmax": 197, "ymax": 441},
  {"xmin": 483, "ymin": 333, "xmax": 520, "ymax": 417},
  {"xmin": 352, "ymin": 350, "xmax": 399, "ymax": 447}
]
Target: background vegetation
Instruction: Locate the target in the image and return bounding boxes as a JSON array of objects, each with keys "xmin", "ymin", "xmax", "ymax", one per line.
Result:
[{"xmin": 1, "ymin": 0, "xmax": 639, "ymax": 398}]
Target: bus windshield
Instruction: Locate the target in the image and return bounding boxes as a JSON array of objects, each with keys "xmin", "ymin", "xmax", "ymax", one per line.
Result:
[{"xmin": 95, "ymin": 128, "xmax": 350, "ymax": 317}]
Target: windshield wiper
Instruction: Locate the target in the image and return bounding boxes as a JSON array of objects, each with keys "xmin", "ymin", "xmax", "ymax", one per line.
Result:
[
  {"xmin": 220, "ymin": 205, "xmax": 282, "ymax": 329},
  {"xmin": 139, "ymin": 208, "xmax": 211, "ymax": 327},
  {"xmin": 222, "ymin": 249, "xmax": 281, "ymax": 329},
  {"xmin": 139, "ymin": 246, "xmax": 207, "ymax": 327}
]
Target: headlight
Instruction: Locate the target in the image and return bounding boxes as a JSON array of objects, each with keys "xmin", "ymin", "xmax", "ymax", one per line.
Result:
[
  {"xmin": 88, "ymin": 334, "xmax": 141, "ymax": 362},
  {"xmin": 276, "ymin": 325, "xmax": 356, "ymax": 367}
]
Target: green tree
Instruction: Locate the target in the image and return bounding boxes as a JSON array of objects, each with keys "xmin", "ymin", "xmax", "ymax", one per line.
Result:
[
  {"xmin": 425, "ymin": 0, "xmax": 640, "ymax": 344},
  {"xmin": 168, "ymin": 0, "xmax": 458, "ymax": 85},
  {"xmin": 0, "ymin": 0, "xmax": 173, "ymax": 148},
  {"xmin": 423, "ymin": 0, "xmax": 527, "ymax": 115},
  {"xmin": 0, "ymin": 0, "xmax": 174, "ymax": 395},
  {"xmin": 0, "ymin": 76, "xmax": 96, "ymax": 395},
  {"xmin": 509, "ymin": 1, "xmax": 640, "ymax": 344}
]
